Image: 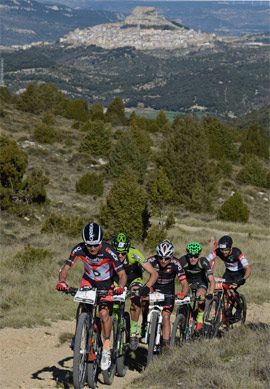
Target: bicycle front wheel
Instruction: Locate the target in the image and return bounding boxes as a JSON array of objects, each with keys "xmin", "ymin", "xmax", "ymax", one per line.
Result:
[
  {"xmin": 73, "ymin": 312, "xmax": 89, "ymax": 389},
  {"xmin": 116, "ymin": 311, "xmax": 130, "ymax": 377},
  {"xmin": 239, "ymin": 294, "xmax": 247, "ymax": 323},
  {"xmin": 170, "ymin": 314, "xmax": 186, "ymax": 348},
  {"xmin": 147, "ymin": 311, "xmax": 159, "ymax": 365},
  {"xmin": 203, "ymin": 296, "xmax": 221, "ymax": 339}
]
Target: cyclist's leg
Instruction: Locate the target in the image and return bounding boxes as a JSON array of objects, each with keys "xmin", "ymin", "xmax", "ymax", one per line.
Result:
[
  {"xmin": 222, "ymin": 269, "xmax": 244, "ymax": 316},
  {"xmin": 129, "ymin": 278, "xmax": 143, "ymax": 350},
  {"xmin": 161, "ymin": 291, "xmax": 174, "ymax": 345},
  {"xmin": 195, "ymin": 282, "xmax": 208, "ymax": 332}
]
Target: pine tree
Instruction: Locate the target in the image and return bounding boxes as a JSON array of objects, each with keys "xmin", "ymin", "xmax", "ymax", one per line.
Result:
[
  {"xmin": 98, "ymin": 170, "xmax": 149, "ymax": 240},
  {"xmin": 79, "ymin": 120, "xmax": 112, "ymax": 157},
  {"xmin": 239, "ymin": 121, "xmax": 269, "ymax": 159},
  {"xmin": 157, "ymin": 116, "xmax": 218, "ymax": 211},
  {"xmin": 218, "ymin": 192, "xmax": 249, "ymax": 223},
  {"xmin": 105, "ymin": 97, "xmax": 127, "ymax": 125}
]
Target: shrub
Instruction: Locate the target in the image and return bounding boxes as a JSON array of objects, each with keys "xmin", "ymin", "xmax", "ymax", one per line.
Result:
[
  {"xmin": 144, "ymin": 225, "xmax": 167, "ymax": 251},
  {"xmin": 65, "ymin": 99, "xmax": 90, "ymax": 122},
  {"xmin": 239, "ymin": 121, "xmax": 269, "ymax": 159},
  {"xmin": 164, "ymin": 212, "xmax": 176, "ymax": 229},
  {"xmin": 105, "ymin": 97, "xmax": 127, "ymax": 125},
  {"xmin": 41, "ymin": 213, "xmax": 86, "ymax": 237},
  {"xmin": 22, "ymin": 169, "xmax": 49, "ymax": 204},
  {"xmin": 13, "ymin": 243, "xmax": 53, "ymax": 271},
  {"xmin": 41, "ymin": 112, "xmax": 56, "ymax": 126},
  {"xmin": 79, "ymin": 121, "xmax": 112, "ymax": 157},
  {"xmin": 76, "ymin": 173, "xmax": 104, "ymax": 196},
  {"xmin": 34, "ymin": 123, "xmax": 57, "ymax": 144},
  {"xmin": 218, "ymin": 192, "xmax": 249, "ymax": 223},
  {"xmin": 237, "ymin": 155, "xmax": 269, "ymax": 188}
]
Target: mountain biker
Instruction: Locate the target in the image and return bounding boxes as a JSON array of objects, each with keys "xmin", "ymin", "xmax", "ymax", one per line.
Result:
[
  {"xmin": 55, "ymin": 222, "xmax": 127, "ymax": 371},
  {"xmin": 178, "ymin": 242, "xmax": 216, "ymax": 334},
  {"xmin": 206, "ymin": 235, "xmax": 251, "ymax": 318},
  {"xmin": 111, "ymin": 232, "xmax": 158, "ymax": 351},
  {"xmin": 146, "ymin": 239, "xmax": 189, "ymax": 347}
]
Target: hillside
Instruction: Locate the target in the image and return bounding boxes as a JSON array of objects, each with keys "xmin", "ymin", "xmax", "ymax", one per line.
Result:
[
  {"xmin": 1, "ymin": 0, "xmax": 121, "ymax": 46},
  {"xmin": 2, "ymin": 40, "xmax": 269, "ymax": 118}
]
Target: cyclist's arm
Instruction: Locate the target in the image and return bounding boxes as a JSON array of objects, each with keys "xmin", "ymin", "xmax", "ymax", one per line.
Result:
[
  {"xmin": 208, "ymin": 274, "xmax": 216, "ymax": 295},
  {"xmin": 141, "ymin": 261, "xmax": 158, "ymax": 287},
  {"xmin": 58, "ymin": 264, "xmax": 70, "ymax": 282},
  {"xmin": 243, "ymin": 264, "xmax": 251, "ymax": 281},
  {"xmin": 117, "ymin": 269, "xmax": 127, "ymax": 289},
  {"xmin": 180, "ymin": 278, "xmax": 189, "ymax": 297}
]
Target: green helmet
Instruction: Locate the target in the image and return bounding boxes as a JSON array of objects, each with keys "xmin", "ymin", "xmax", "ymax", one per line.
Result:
[
  {"xmin": 186, "ymin": 242, "xmax": 202, "ymax": 255},
  {"xmin": 111, "ymin": 233, "xmax": 131, "ymax": 252}
]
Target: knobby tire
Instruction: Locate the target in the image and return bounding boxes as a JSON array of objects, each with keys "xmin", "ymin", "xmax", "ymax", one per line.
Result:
[
  {"xmin": 170, "ymin": 313, "xmax": 186, "ymax": 348},
  {"xmin": 102, "ymin": 316, "xmax": 117, "ymax": 385},
  {"xmin": 73, "ymin": 312, "xmax": 89, "ymax": 389},
  {"xmin": 147, "ymin": 311, "xmax": 159, "ymax": 365},
  {"xmin": 116, "ymin": 311, "xmax": 130, "ymax": 377},
  {"xmin": 204, "ymin": 296, "xmax": 221, "ymax": 339}
]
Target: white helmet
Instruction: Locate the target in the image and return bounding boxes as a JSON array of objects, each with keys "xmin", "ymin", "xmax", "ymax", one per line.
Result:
[{"xmin": 156, "ymin": 239, "xmax": 174, "ymax": 258}]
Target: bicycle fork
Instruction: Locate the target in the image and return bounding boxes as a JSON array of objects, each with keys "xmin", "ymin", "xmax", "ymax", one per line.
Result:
[{"xmin": 145, "ymin": 306, "xmax": 163, "ymax": 346}]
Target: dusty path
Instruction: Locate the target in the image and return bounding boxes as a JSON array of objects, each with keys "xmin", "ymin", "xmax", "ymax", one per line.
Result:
[{"xmin": 1, "ymin": 303, "xmax": 269, "ymax": 389}]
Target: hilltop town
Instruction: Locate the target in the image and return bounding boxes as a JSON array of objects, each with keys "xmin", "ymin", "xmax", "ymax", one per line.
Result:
[{"xmin": 59, "ymin": 7, "xmax": 216, "ymax": 50}]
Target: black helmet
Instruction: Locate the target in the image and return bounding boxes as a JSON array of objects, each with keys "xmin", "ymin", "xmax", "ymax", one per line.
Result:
[
  {"xmin": 218, "ymin": 235, "xmax": 233, "ymax": 249},
  {"xmin": 82, "ymin": 223, "xmax": 103, "ymax": 245}
]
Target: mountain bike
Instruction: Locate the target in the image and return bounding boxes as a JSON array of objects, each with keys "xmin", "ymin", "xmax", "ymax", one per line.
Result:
[
  {"xmin": 203, "ymin": 278, "xmax": 247, "ymax": 339},
  {"xmin": 59, "ymin": 286, "xmax": 114, "ymax": 389},
  {"xmin": 170, "ymin": 290, "xmax": 203, "ymax": 348},
  {"xmin": 111, "ymin": 288, "xmax": 130, "ymax": 378},
  {"xmin": 144, "ymin": 291, "xmax": 166, "ymax": 365}
]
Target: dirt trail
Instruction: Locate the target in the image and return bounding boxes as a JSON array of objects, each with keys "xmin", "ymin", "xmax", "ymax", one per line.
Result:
[{"xmin": 1, "ymin": 303, "xmax": 269, "ymax": 389}]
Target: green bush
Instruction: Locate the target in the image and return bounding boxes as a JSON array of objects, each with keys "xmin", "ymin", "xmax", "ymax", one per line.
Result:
[
  {"xmin": 41, "ymin": 213, "xmax": 86, "ymax": 237},
  {"xmin": 65, "ymin": 99, "xmax": 90, "ymax": 122},
  {"xmin": 79, "ymin": 121, "xmax": 112, "ymax": 157},
  {"xmin": 34, "ymin": 123, "xmax": 58, "ymax": 144},
  {"xmin": 22, "ymin": 169, "xmax": 49, "ymax": 204},
  {"xmin": 165, "ymin": 212, "xmax": 176, "ymax": 229},
  {"xmin": 218, "ymin": 192, "xmax": 249, "ymax": 223},
  {"xmin": 76, "ymin": 173, "xmax": 104, "ymax": 196},
  {"xmin": 41, "ymin": 112, "xmax": 56, "ymax": 126},
  {"xmin": 105, "ymin": 97, "xmax": 127, "ymax": 125},
  {"xmin": 144, "ymin": 225, "xmax": 167, "ymax": 251},
  {"xmin": 237, "ymin": 155, "xmax": 269, "ymax": 188},
  {"xmin": 13, "ymin": 243, "xmax": 53, "ymax": 271}
]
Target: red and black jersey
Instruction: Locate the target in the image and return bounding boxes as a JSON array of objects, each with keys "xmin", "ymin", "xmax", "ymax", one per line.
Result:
[
  {"xmin": 207, "ymin": 247, "xmax": 249, "ymax": 272},
  {"xmin": 66, "ymin": 242, "xmax": 124, "ymax": 282},
  {"xmin": 146, "ymin": 255, "xmax": 186, "ymax": 288}
]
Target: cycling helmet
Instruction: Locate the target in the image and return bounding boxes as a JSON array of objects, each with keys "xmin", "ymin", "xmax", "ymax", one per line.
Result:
[
  {"xmin": 218, "ymin": 235, "xmax": 233, "ymax": 249},
  {"xmin": 111, "ymin": 233, "xmax": 131, "ymax": 252},
  {"xmin": 82, "ymin": 222, "xmax": 103, "ymax": 245},
  {"xmin": 156, "ymin": 239, "xmax": 174, "ymax": 258},
  {"xmin": 186, "ymin": 242, "xmax": 202, "ymax": 255}
]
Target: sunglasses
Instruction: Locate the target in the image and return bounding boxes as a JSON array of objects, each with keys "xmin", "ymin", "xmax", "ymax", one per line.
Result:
[
  {"xmin": 86, "ymin": 244, "xmax": 100, "ymax": 248},
  {"xmin": 158, "ymin": 256, "xmax": 170, "ymax": 261},
  {"xmin": 187, "ymin": 253, "xmax": 200, "ymax": 259},
  {"xmin": 220, "ymin": 248, "xmax": 230, "ymax": 253},
  {"xmin": 118, "ymin": 252, "xmax": 127, "ymax": 256}
]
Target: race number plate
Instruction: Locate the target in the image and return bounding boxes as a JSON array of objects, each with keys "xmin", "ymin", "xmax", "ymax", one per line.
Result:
[
  {"xmin": 214, "ymin": 278, "xmax": 226, "ymax": 290},
  {"xmin": 74, "ymin": 288, "xmax": 97, "ymax": 304},
  {"xmin": 149, "ymin": 292, "xmax": 165, "ymax": 302},
  {"xmin": 112, "ymin": 288, "xmax": 127, "ymax": 302}
]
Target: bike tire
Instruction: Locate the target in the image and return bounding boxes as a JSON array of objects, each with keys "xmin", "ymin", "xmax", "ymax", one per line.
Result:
[
  {"xmin": 86, "ymin": 317, "xmax": 102, "ymax": 389},
  {"xmin": 204, "ymin": 296, "xmax": 221, "ymax": 339},
  {"xmin": 170, "ymin": 313, "xmax": 185, "ymax": 348},
  {"xmin": 73, "ymin": 312, "xmax": 89, "ymax": 389},
  {"xmin": 239, "ymin": 294, "xmax": 247, "ymax": 324},
  {"xmin": 102, "ymin": 316, "xmax": 117, "ymax": 385},
  {"xmin": 147, "ymin": 311, "xmax": 159, "ymax": 365},
  {"xmin": 116, "ymin": 311, "xmax": 130, "ymax": 377}
]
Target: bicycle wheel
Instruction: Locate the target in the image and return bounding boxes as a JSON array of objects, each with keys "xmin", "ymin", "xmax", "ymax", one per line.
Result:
[
  {"xmin": 147, "ymin": 311, "xmax": 159, "ymax": 365},
  {"xmin": 170, "ymin": 314, "xmax": 185, "ymax": 348},
  {"xmin": 102, "ymin": 316, "xmax": 117, "ymax": 385},
  {"xmin": 86, "ymin": 328, "xmax": 101, "ymax": 389},
  {"xmin": 203, "ymin": 296, "xmax": 221, "ymax": 338},
  {"xmin": 239, "ymin": 294, "xmax": 247, "ymax": 323},
  {"xmin": 116, "ymin": 311, "xmax": 130, "ymax": 377},
  {"xmin": 73, "ymin": 312, "xmax": 89, "ymax": 389}
]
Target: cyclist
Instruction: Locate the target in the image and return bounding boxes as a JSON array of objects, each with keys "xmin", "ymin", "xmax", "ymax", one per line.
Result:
[
  {"xmin": 111, "ymin": 232, "xmax": 158, "ymax": 351},
  {"xmin": 146, "ymin": 239, "xmax": 189, "ymax": 348},
  {"xmin": 55, "ymin": 222, "xmax": 127, "ymax": 371},
  {"xmin": 206, "ymin": 235, "xmax": 251, "ymax": 318},
  {"xmin": 179, "ymin": 242, "xmax": 215, "ymax": 334}
]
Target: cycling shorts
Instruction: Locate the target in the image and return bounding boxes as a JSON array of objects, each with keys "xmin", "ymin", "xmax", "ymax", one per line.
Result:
[
  {"xmin": 222, "ymin": 269, "xmax": 245, "ymax": 285},
  {"xmin": 189, "ymin": 281, "xmax": 208, "ymax": 292}
]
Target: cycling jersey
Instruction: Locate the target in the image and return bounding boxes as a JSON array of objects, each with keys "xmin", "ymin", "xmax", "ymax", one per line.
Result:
[
  {"xmin": 146, "ymin": 255, "xmax": 186, "ymax": 312},
  {"xmin": 178, "ymin": 255, "xmax": 213, "ymax": 285},
  {"xmin": 147, "ymin": 256, "xmax": 186, "ymax": 288},
  {"xmin": 207, "ymin": 247, "xmax": 249, "ymax": 272},
  {"xmin": 114, "ymin": 247, "xmax": 147, "ymax": 287},
  {"xmin": 66, "ymin": 242, "xmax": 124, "ymax": 282}
]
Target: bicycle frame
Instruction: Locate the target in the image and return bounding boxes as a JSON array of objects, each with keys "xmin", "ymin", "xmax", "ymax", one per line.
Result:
[
  {"xmin": 145, "ymin": 292, "xmax": 164, "ymax": 347},
  {"xmin": 112, "ymin": 288, "xmax": 128, "ymax": 358}
]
